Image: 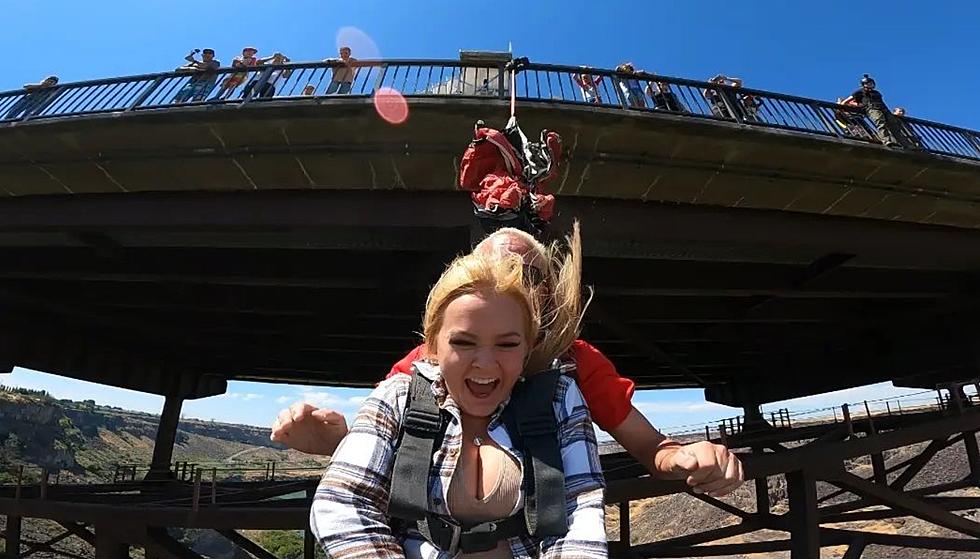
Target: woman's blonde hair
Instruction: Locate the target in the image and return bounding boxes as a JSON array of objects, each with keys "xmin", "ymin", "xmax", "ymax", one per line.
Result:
[{"xmin": 422, "ymin": 222, "xmax": 585, "ymax": 374}]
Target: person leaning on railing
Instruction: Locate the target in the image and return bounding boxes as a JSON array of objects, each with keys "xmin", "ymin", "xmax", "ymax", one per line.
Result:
[
  {"xmin": 210, "ymin": 47, "xmax": 278, "ymax": 101},
  {"xmin": 172, "ymin": 49, "xmax": 221, "ymax": 103},
  {"xmin": 4, "ymin": 75, "xmax": 59, "ymax": 119},
  {"xmin": 891, "ymin": 107, "xmax": 924, "ymax": 149},
  {"xmin": 242, "ymin": 52, "xmax": 291, "ymax": 99},
  {"xmin": 324, "ymin": 46, "xmax": 357, "ymax": 94},
  {"xmin": 573, "ymin": 69, "xmax": 603, "ymax": 104},
  {"xmin": 614, "ymin": 63, "xmax": 647, "ymax": 108},
  {"xmin": 703, "ymin": 75, "xmax": 742, "ymax": 119},
  {"xmin": 272, "ymin": 227, "xmax": 745, "ymax": 498},
  {"xmin": 841, "ymin": 74, "xmax": 909, "ymax": 148},
  {"xmin": 645, "ymin": 78, "xmax": 686, "ymax": 113}
]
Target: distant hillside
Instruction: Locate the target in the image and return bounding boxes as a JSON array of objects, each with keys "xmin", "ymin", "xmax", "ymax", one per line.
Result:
[{"xmin": 0, "ymin": 386, "xmax": 328, "ymax": 483}]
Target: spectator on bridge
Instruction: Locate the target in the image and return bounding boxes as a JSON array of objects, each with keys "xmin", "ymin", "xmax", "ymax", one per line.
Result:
[
  {"xmin": 573, "ymin": 69, "xmax": 603, "ymax": 104},
  {"xmin": 890, "ymin": 107, "xmax": 924, "ymax": 148},
  {"xmin": 302, "ymin": 84, "xmax": 316, "ymax": 96},
  {"xmin": 4, "ymin": 76, "xmax": 60, "ymax": 119},
  {"xmin": 172, "ymin": 49, "xmax": 220, "ymax": 103},
  {"xmin": 272, "ymin": 228, "xmax": 745, "ymax": 498},
  {"xmin": 841, "ymin": 74, "xmax": 907, "ymax": 148},
  {"xmin": 324, "ymin": 46, "xmax": 357, "ymax": 94},
  {"xmin": 615, "ymin": 62, "xmax": 647, "ymax": 108},
  {"xmin": 211, "ymin": 47, "xmax": 276, "ymax": 101},
  {"xmin": 242, "ymin": 52, "xmax": 291, "ymax": 99},
  {"xmin": 737, "ymin": 88, "xmax": 762, "ymax": 122},
  {"xmin": 646, "ymin": 79, "xmax": 686, "ymax": 113},
  {"xmin": 703, "ymin": 74, "xmax": 742, "ymax": 119}
]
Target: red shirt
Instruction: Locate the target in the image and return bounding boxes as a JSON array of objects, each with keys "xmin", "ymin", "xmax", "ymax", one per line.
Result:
[{"xmin": 386, "ymin": 339, "xmax": 634, "ymax": 431}]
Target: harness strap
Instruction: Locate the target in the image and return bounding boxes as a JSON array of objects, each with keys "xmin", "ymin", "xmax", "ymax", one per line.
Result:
[
  {"xmin": 388, "ymin": 371, "xmax": 444, "ymax": 521},
  {"xmin": 417, "ymin": 514, "xmax": 526, "ymax": 555},
  {"xmin": 505, "ymin": 370, "xmax": 568, "ymax": 537}
]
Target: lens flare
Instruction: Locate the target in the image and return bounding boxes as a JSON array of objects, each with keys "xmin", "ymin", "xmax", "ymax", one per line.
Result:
[
  {"xmin": 335, "ymin": 26, "xmax": 381, "ymax": 60},
  {"xmin": 374, "ymin": 87, "xmax": 409, "ymax": 125}
]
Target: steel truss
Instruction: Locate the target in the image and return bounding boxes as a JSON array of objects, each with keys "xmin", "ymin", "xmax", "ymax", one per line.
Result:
[{"xmin": 604, "ymin": 395, "xmax": 980, "ymax": 558}]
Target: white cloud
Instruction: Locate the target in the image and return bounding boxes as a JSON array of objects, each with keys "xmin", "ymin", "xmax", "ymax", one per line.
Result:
[
  {"xmin": 226, "ymin": 392, "xmax": 263, "ymax": 401},
  {"xmin": 275, "ymin": 395, "xmax": 293, "ymax": 404},
  {"xmin": 348, "ymin": 396, "xmax": 366, "ymax": 405},
  {"xmin": 299, "ymin": 390, "xmax": 347, "ymax": 408},
  {"xmin": 635, "ymin": 401, "xmax": 732, "ymax": 414}
]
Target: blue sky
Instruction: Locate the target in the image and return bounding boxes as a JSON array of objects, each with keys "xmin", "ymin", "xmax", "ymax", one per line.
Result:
[{"xmin": 1, "ymin": 1, "xmax": 975, "ymax": 435}]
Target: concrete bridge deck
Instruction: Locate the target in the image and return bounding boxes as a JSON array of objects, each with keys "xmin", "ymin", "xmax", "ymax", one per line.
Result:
[{"xmin": 1, "ymin": 61, "xmax": 980, "ymax": 406}]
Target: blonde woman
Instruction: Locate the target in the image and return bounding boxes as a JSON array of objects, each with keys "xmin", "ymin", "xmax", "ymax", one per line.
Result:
[{"xmin": 311, "ymin": 225, "xmax": 606, "ymax": 558}]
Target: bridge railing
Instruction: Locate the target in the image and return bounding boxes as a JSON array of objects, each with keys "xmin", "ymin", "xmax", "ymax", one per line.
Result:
[{"xmin": 1, "ymin": 59, "xmax": 978, "ymax": 162}]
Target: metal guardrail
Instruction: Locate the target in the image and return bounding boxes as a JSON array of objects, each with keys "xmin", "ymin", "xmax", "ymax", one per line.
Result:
[{"xmin": 1, "ymin": 59, "xmax": 979, "ymax": 162}]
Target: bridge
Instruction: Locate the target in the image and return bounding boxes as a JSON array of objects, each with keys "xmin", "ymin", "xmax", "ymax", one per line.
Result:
[{"xmin": 2, "ymin": 57, "xmax": 980, "ymax": 558}]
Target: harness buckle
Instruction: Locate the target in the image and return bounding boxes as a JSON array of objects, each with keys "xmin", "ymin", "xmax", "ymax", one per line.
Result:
[
  {"xmin": 403, "ymin": 407, "xmax": 443, "ymax": 436},
  {"xmin": 426, "ymin": 516, "xmax": 461, "ymax": 555}
]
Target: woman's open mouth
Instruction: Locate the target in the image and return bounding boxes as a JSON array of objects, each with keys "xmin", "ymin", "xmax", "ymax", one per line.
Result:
[{"xmin": 465, "ymin": 377, "xmax": 500, "ymax": 399}]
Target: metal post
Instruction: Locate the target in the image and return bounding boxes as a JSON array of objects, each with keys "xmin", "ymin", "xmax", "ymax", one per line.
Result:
[
  {"xmin": 497, "ymin": 63, "xmax": 507, "ymax": 100},
  {"xmin": 842, "ymin": 404, "xmax": 853, "ymax": 436},
  {"xmin": 619, "ymin": 501, "xmax": 631, "ymax": 548},
  {"xmin": 719, "ymin": 424, "xmax": 729, "ymax": 447},
  {"xmin": 211, "ymin": 468, "xmax": 217, "ymax": 505},
  {"xmin": 372, "ymin": 64, "xmax": 389, "ymax": 95},
  {"xmin": 4, "ymin": 515, "xmax": 22, "ymax": 559},
  {"xmin": 704, "ymin": 425, "xmax": 710, "ymax": 441},
  {"xmin": 863, "ymin": 401, "xmax": 887, "ymax": 485},
  {"xmin": 963, "ymin": 431, "xmax": 980, "ymax": 487},
  {"xmin": 14, "ymin": 465, "xmax": 23, "ymax": 500},
  {"xmin": 786, "ymin": 470, "xmax": 819, "ymax": 559},
  {"xmin": 304, "ymin": 487, "xmax": 317, "ymax": 559},
  {"xmin": 753, "ymin": 447, "xmax": 770, "ymax": 516},
  {"xmin": 270, "ymin": 461, "xmax": 276, "ymax": 481},
  {"xmin": 886, "ymin": 401, "xmax": 892, "ymax": 416},
  {"xmin": 192, "ymin": 469, "xmax": 202, "ymax": 513},
  {"xmin": 897, "ymin": 400, "xmax": 903, "ymax": 415},
  {"xmin": 95, "ymin": 529, "xmax": 129, "ymax": 559}
]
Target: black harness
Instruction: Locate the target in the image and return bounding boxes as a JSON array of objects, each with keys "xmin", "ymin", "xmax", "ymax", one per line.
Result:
[{"xmin": 387, "ymin": 368, "xmax": 568, "ymax": 554}]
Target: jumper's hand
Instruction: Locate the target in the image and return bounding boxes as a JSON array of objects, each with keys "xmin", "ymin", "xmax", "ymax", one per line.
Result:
[
  {"xmin": 270, "ymin": 402, "xmax": 348, "ymax": 456},
  {"xmin": 665, "ymin": 441, "xmax": 744, "ymax": 497}
]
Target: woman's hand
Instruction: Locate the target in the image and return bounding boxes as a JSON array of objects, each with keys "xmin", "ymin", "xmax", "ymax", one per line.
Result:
[
  {"xmin": 270, "ymin": 402, "xmax": 348, "ymax": 456},
  {"xmin": 659, "ymin": 441, "xmax": 744, "ymax": 497}
]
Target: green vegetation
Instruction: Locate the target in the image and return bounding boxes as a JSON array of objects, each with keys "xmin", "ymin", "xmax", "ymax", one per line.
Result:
[
  {"xmin": 0, "ymin": 385, "xmax": 50, "ymax": 398},
  {"xmin": 254, "ymin": 531, "xmax": 325, "ymax": 559}
]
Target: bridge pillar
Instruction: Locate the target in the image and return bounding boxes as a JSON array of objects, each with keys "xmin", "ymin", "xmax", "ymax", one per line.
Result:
[
  {"xmin": 145, "ymin": 394, "xmax": 184, "ymax": 480},
  {"xmin": 95, "ymin": 529, "xmax": 129, "ymax": 559},
  {"xmin": 3, "ymin": 515, "xmax": 21, "ymax": 559},
  {"xmin": 786, "ymin": 470, "xmax": 819, "ymax": 559}
]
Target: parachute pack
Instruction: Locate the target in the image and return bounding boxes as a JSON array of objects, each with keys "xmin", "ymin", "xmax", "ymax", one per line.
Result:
[{"xmin": 458, "ymin": 116, "xmax": 562, "ymax": 238}]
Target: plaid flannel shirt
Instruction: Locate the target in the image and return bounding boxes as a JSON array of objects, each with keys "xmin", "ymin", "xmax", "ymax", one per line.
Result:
[{"xmin": 311, "ymin": 361, "xmax": 607, "ymax": 559}]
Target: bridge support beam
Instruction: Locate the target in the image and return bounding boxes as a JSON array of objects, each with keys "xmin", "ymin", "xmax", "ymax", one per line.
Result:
[
  {"xmin": 3, "ymin": 515, "xmax": 21, "ymax": 559},
  {"xmin": 95, "ymin": 529, "xmax": 128, "ymax": 559},
  {"xmin": 146, "ymin": 394, "xmax": 184, "ymax": 480}
]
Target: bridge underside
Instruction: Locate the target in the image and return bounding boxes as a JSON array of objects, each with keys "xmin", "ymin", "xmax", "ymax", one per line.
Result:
[{"xmin": 2, "ymin": 188, "xmax": 980, "ymax": 405}]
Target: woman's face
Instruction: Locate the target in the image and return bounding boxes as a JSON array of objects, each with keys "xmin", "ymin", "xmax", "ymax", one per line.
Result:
[{"xmin": 435, "ymin": 291, "xmax": 529, "ymax": 418}]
